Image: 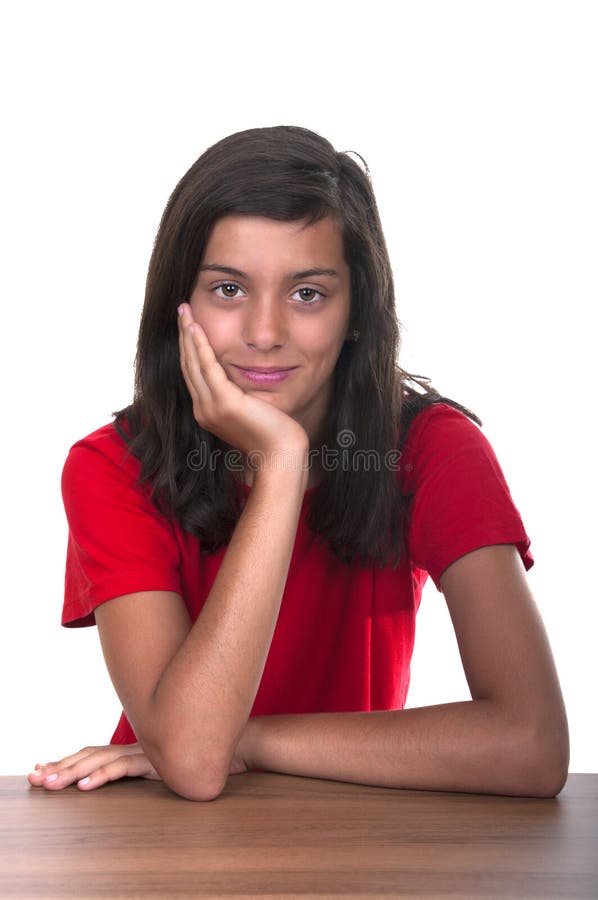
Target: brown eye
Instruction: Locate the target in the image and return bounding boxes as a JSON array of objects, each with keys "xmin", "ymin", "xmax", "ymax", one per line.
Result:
[
  {"xmin": 213, "ymin": 282, "xmax": 242, "ymax": 299},
  {"xmin": 293, "ymin": 287, "xmax": 325, "ymax": 305}
]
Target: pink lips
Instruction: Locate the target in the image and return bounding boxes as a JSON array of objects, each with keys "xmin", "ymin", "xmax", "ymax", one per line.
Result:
[{"xmin": 233, "ymin": 365, "xmax": 297, "ymax": 385}]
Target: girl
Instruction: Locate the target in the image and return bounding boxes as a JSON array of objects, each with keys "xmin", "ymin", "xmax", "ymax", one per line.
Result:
[{"xmin": 29, "ymin": 126, "xmax": 569, "ymax": 800}]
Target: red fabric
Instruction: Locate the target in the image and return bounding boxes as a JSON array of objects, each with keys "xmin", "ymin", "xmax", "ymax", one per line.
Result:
[{"xmin": 61, "ymin": 403, "xmax": 534, "ymax": 745}]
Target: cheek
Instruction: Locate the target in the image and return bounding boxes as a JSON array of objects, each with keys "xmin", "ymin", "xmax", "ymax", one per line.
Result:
[
  {"xmin": 189, "ymin": 301, "xmax": 235, "ymax": 356},
  {"xmin": 309, "ymin": 337, "xmax": 345, "ymax": 376}
]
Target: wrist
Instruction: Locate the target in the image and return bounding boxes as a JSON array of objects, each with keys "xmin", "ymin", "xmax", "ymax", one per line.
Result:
[
  {"xmin": 243, "ymin": 716, "xmax": 266, "ymax": 771},
  {"xmin": 251, "ymin": 452, "xmax": 310, "ymax": 492}
]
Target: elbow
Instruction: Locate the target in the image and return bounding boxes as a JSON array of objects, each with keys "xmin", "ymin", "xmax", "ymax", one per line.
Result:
[
  {"xmin": 529, "ymin": 739, "xmax": 569, "ymax": 799},
  {"xmin": 166, "ymin": 775, "xmax": 226, "ymax": 803},
  {"xmin": 162, "ymin": 760, "xmax": 227, "ymax": 802},
  {"xmin": 146, "ymin": 741, "xmax": 228, "ymax": 803},
  {"xmin": 533, "ymin": 711, "xmax": 570, "ymax": 798},
  {"xmin": 511, "ymin": 716, "xmax": 570, "ymax": 798},
  {"xmin": 523, "ymin": 758, "xmax": 569, "ymax": 799},
  {"xmin": 536, "ymin": 766, "xmax": 568, "ymax": 799}
]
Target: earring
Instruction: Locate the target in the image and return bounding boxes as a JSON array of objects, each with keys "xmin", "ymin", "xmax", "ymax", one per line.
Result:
[{"xmin": 350, "ymin": 329, "xmax": 360, "ymax": 341}]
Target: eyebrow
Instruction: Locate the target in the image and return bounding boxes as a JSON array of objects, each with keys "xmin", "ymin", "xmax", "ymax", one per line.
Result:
[{"xmin": 197, "ymin": 263, "xmax": 341, "ymax": 281}]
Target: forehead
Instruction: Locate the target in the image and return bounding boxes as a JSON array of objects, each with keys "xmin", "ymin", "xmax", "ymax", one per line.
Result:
[{"xmin": 202, "ymin": 215, "xmax": 346, "ymax": 265}]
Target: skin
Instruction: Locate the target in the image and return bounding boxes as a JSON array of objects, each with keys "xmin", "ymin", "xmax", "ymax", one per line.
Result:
[
  {"xmin": 29, "ymin": 214, "xmax": 354, "ymax": 792},
  {"xmin": 188, "ymin": 214, "xmax": 353, "ymax": 487},
  {"xmin": 28, "ymin": 217, "xmax": 569, "ymax": 798}
]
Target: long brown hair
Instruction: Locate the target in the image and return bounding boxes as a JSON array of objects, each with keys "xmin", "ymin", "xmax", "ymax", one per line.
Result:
[{"xmin": 115, "ymin": 126, "xmax": 481, "ymax": 569}]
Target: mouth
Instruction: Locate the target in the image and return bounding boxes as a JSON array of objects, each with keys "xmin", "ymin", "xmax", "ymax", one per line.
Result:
[{"xmin": 232, "ymin": 365, "xmax": 298, "ymax": 385}]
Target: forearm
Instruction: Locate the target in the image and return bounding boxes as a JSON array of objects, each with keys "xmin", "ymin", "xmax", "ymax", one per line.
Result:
[
  {"xmin": 246, "ymin": 700, "xmax": 568, "ymax": 798},
  {"xmin": 149, "ymin": 465, "xmax": 307, "ymax": 791}
]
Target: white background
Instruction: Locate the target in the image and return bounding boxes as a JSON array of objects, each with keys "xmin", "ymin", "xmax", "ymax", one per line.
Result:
[{"xmin": 1, "ymin": 0, "xmax": 596, "ymax": 775}]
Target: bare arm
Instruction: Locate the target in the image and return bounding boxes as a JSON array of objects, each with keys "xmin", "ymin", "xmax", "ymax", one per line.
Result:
[
  {"xmin": 96, "ymin": 465, "xmax": 307, "ymax": 801},
  {"xmin": 242, "ymin": 544, "xmax": 569, "ymax": 797},
  {"xmin": 32, "ymin": 545, "xmax": 568, "ymax": 799},
  {"xmin": 29, "ymin": 305, "xmax": 310, "ymax": 800},
  {"xmin": 88, "ymin": 306, "xmax": 310, "ymax": 801},
  {"xmin": 35, "ymin": 462, "xmax": 305, "ymax": 802}
]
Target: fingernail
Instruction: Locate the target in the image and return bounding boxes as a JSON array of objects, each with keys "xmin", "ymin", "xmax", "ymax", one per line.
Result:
[
  {"xmin": 78, "ymin": 777, "xmax": 91, "ymax": 787},
  {"xmin": 44, "ymin": 773, "xmax": 58, "ymax": 783},
  {"xmin": 177, "ymin": 304, "xmax": 184, "ymax": 317}
]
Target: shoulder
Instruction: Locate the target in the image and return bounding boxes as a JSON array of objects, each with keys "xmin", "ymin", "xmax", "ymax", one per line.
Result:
[
  {"xmin": 396, "ymin": 400, "xmax": 534, "ymax": 588},
  {"xmin": 398, "ymin": 401, "xmax": 486, "ymax": 493},
  {"xmin": 61, "ymin": 420, "xmax": 146, "ymax": 517},
  {"xmin": 403, "ymin": 400, "xmax": 482, "ymax": 445},
  {"xmin": 61, "ymin": 418, "xmax": 175, "ymax": 551},
  {"xmin": 62, "ymin": 419, "xmax": 140, "ymax": 485},
  {"xmin": 61, "ymin": 421, "xmax": 181, "ymax": 628}
]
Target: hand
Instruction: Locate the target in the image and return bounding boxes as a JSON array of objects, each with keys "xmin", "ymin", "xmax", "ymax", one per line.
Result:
[
  {"xmin": 28, "ymin": 721, "xmax": 260, "ymax": 792},
  {"xmin": 178, "ymin": 303, "xmax": 309, "ymax": 469},
  {"xmin": 27, "ymin": 743, "xmax": 161, "ymax": 792}
]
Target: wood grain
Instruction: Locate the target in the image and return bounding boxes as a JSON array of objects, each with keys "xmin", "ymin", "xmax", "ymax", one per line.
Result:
[{"xmin": 1, "ymin": 773, "xmax": 596, "ymax": 898}]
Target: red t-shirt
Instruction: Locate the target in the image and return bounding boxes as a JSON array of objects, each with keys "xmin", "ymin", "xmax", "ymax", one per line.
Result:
[{"xmin": 61, "ymin": 403, "xmax": 534, "ymax": 744}]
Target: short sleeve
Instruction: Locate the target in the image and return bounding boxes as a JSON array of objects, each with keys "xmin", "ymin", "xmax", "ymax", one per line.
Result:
[
  {"xmin": 61, "ymin": 430, "xmax": 182, "ymax": 628},
  {"xmin": 401, "ymin": 404, "xmax": 534, "ymax": 592}
]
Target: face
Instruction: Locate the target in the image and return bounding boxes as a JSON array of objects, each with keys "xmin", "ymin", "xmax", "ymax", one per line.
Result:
[{"xmin": 188, "ymin": 214, "xmax": 353, "ymax": 445}]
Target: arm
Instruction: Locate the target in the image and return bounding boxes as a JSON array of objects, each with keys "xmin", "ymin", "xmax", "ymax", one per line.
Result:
[
  {"xmin": 96, "ymin": 466, "xmax": 306, "ymax": 802},
  {"xmin": 77, "ymin": 308, "xmax": 309, "ymax": 802},
  {"xmin": 243, "ymin": 544, "xmax": 569, "ymax": 797},
  {"xmin": 96, "ymin": 305, "xmax": 309, "ymax": 799}
]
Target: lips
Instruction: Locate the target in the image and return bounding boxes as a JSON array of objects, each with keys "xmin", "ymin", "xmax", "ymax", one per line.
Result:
[
  {"xmin": 232, "ymin": 365, "xmax": 297, "ymax": 373},
  {"xmin": 232, "ymin": 365, "xmax": 297, "ymax": 385}
]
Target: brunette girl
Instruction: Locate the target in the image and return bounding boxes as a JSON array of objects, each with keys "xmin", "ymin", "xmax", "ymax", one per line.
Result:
[{"xmin": 29, "ymin": 126, "xmax": 568, "ymax": 800}]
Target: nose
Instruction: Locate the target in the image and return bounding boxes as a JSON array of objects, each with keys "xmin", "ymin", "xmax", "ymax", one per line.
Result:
[{"xmin": 241, "ymin": 296, "xmax": 288, "ymax": 352}]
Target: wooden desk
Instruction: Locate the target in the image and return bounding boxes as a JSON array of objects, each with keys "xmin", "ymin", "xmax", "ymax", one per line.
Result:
[{"xmin": 1, "ymin": 773, "xmax": 596, "ymax": 898}]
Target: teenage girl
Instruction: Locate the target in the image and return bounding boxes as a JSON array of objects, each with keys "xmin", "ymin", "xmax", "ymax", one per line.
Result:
[{"xmin": 29, "ymin": 126, "xmax": 569, "ymax": 800}]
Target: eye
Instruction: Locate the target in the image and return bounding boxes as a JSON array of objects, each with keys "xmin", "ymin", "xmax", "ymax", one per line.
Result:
[
  {"xmin": 211, "ymin": 282, "xmax": 326, "ymax": 305},
  {"xmin": 212, "ymin": 282, "xmax": 244, "ymax": 299},
  {"xmin": 292, "ymin": 287, "xmax": 325, "ymax": 305}
]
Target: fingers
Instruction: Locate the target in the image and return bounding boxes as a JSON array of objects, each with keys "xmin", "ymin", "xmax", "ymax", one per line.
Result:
[
  {"xmin": 175, "ymin": 302, "xmax": 307, "ymax": 457},
  {"xmin": 178, "ymin": 304, "xmax": 200, "ymax": 403},
  {"xmin": 177, "ymin": 303, "xmax": 242, "ymax": 431},
  {"xmin": 178, "ymin": 304, "xmax": 212, "ymax": 418},
  {"xmin": 178, "ymin": 303, "xmax": 229, "ymax": 398},
  {"xmin": 28, "ymin": 743, "xmax": 146, "ymax": 792},
  {"xmin": 72, "ymin": 752, "xmax": 157, "ymax": 791},
  {"xmin": 28, "ymin": 745, "xmax": 102, "ymax": 788}
]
